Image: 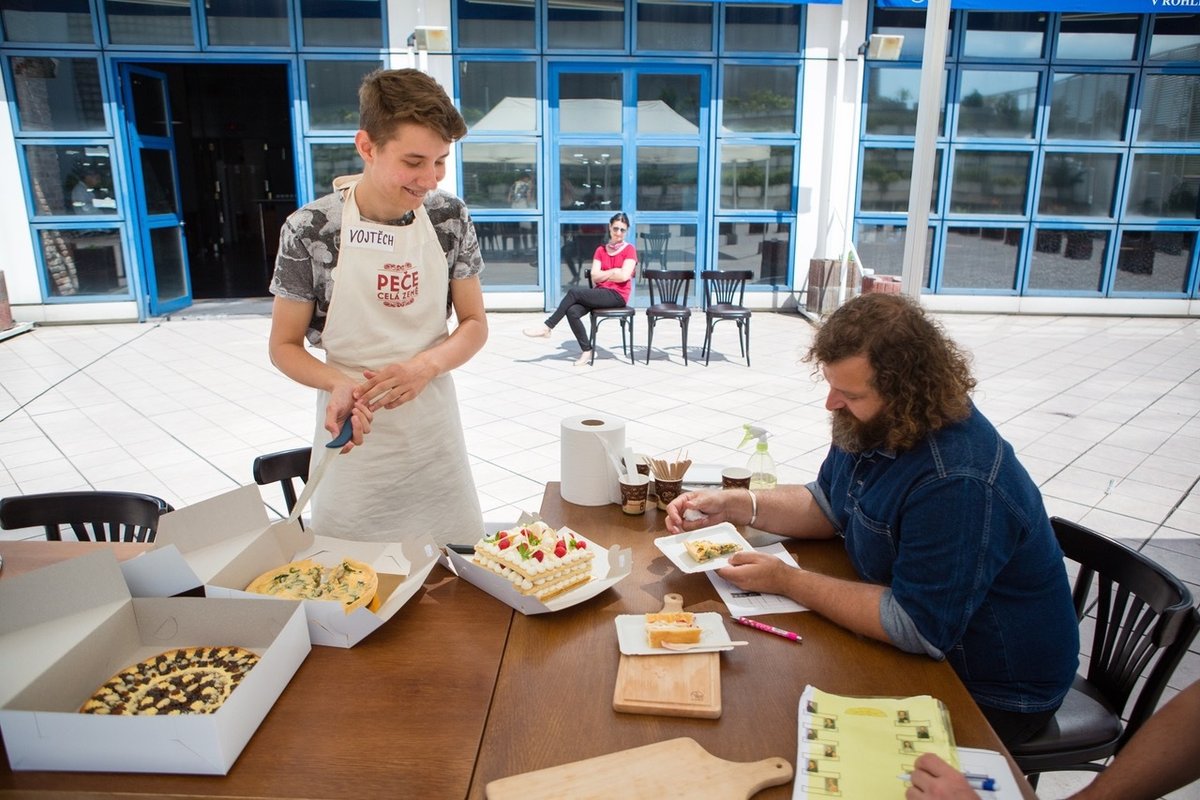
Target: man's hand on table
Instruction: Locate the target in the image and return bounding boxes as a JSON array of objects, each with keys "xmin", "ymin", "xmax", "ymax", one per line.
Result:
[
  {"xmin": 716, "ymin": 550, "xmax": 797, "ymax": 595},
  {"xmin": 664, "ymin": 489, "xmax": 747, "ymax": 533}
]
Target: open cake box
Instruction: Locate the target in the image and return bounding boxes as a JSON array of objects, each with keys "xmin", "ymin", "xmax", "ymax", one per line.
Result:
[
  {"xmin": 0, "ymin": 549, "xmax": 310, "ymax": 774},
  {"xmin": 119, "ymin": 484, "xmax": 439, "ymax": 648},
  {"xmin": 442, "ymin": 514, "xmax": 632, "ymax": 615}
]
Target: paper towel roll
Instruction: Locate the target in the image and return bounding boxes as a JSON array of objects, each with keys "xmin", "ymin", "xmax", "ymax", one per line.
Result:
[{"xmin": 560, "ymin": 415, "xmax": 625, "ymax": 507}]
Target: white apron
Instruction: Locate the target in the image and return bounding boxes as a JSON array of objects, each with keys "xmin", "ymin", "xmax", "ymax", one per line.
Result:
[{"xmin": 310, "ymin": 179, "xmax": 483, "ymax": 546}]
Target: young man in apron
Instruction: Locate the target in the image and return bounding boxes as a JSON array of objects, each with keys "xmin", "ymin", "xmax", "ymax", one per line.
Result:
[{"xmin": 268, "ymin": 69, "xmax": 487, "ymax": 546}]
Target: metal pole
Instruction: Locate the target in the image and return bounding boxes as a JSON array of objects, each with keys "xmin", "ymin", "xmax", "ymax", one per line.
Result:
[
  {"xmin": 838, "ymin": 42, "xmax": 868, "ymax": 307},
  {"xmin": 900, "ymin": 0, "xmax": 950, "ymax": 298},
  {"xmin": 832, "ymin": 0, "xmax": 851, "ymax": 306}
]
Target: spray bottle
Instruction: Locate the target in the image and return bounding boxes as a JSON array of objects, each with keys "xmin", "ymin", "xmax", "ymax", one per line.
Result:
[{"xmin": 738, "ymin": 424, "xmax": 777, "ymax": 490}]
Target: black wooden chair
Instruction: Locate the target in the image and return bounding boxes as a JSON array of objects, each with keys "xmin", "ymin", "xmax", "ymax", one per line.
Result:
[
  {"xmin": 0, "ymin": 491, "xmax": 174, "ymax": 542},
  {"xmin": 644, "ymin": 269, "xmax": 694, "ymax": 365},
  {"xmin": 252, "ymin": 447, "xmax": 311, "ymax": 525},
  {"xmin": 700, "ymin": 269, "xmax": 752, "ymax": 367},
  {"xmin": 1010, "ymin": 517, "xmax": 1198, "ymax": 787},
  {"xmin": 586, "ymin": 270, "xmax": 636, "ymax": 365}
]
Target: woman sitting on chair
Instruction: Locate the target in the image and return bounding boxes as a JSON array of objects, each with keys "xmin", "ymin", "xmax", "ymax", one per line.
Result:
[{"xmin": 524, "ymin": 212, "xmax": 637, "ymax": 366}]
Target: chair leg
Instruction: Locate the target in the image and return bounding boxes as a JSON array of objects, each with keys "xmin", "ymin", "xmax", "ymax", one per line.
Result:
[
  {"xmin": 703, "ymin": 320, "xmax": 714, "ymax": 366},
  {"xmin": 681, "ymin": 318, "xmax": 689, "ymax": 366},
  {"xmin": 627, "ymin": 319, "xmax": 636, "ymax": 364},
  {"xmin": 743, "ymin": 318, "xmax": 750, "ymax": 367},
  {"xmin": 646, "ymin": 319, "xmax": 655, "ymax": 364},
  {"xmin": 589, "ymin": 319, "xmax": 599, "ymax": 365}
]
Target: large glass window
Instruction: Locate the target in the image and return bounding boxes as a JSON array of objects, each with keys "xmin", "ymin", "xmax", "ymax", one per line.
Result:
[
  {"xmin": 560, "ymin": 73, "xmax": 623, "ymax": 134},
  {"xmin": 637, "ymin": 1, "xmax": 712, "ymax": 53},
  {"xmin": 872, "ymin": 7, "xmax": 953, "ymax": 61},
  {"xmin": 1056, "ymin": 14, "xmax": 1138, "ymax": 61},
  {"xmin": 475, "ymin": 221, "xmax": 540, "ymax": 287},
  {"xmin": 962, "ymin": 12, "xmax": 1045, "ymax": 60},
  {"xmin": 1138, "ymin": 74, "xmax": 1200, "ymax": 143},
  {"xmin": 1113, "ymin": 231, "xmax": 1194, "ymax": 293},
  {"xmin": 941, "ymin": 227, "xmax": 1022, "ymax": 290},
  {"xmin": 310, "ymin": 143, "xmax": 360, "ymax": 198},
  {"xmin": 637, "ymin": 146, "xmax": 698, "ymax": 211},
  {"xmin": 306, "ymin": 60, "xmax": 381, "ymax": 130},
  {"xmin": 460, "ymin": 61, "xmax": 537, "ymax": 131},
  {"xmin": 1038, "ymin": 153, "xmax": 1119, "ymax": 217},
  {"xmin": 548, "ymin": 0, "xmax": 622, "ymax": 50},
  {"xmin": 716, "ymin": 222, "xmax": 790, "ymax": 285},
  {"xmin": 957, "ymin": 71, "xmax": 1038, "ymax": 139},
  {"xmin": 559, "ymin": 222, "xmax": 608, "ymax": 287},
  {"xmin": 719, "ymin": 145, "xmax": 793, "ymax": 212},
  {"xmin": 635, "ymin": 222, "xmax": 694, "ymax": 271},
  {"xmin": 949, "ymin": 151, "xmax": 1031, "ymax": 215},
  {"xmin": 865, "ymin": 68, "xmax": 945, "ymax": 136},
  {"xmin": 722, "ymin": 65, "xmax": 796, "ymax": 133},
  {"xmin": 638, "ymin": 73, "xmax": 701, "ymax": 133},
  {"xmin": 1126, "ymin": 154, "xmax": 1200, "ymax": 219},
  {"xmin": 1148, "ymin": 14, "xmax": 1200, "ymax": 61},
  {"xmin": 854, "ymin": 223, "xmax": 934, "ymax": 287},
  {"xmin": 457, "ymin": 0, "xmax": 533, "ymax": 49},
  {"xmin": 859, "ymin": 148, "xmax": 941, "ymax": 213},
  {"xmin": 206, "ymin": 0, "xmax": 289, "ymax": 47},
  {"xmin": 299, "ymin": 0, "xmax": 381, "ymax": 48},
  {"xmin": 0, "ymin": 0, "xmax": 93, "ymax": 43},
  {"xmin": 104, "ymin": 0, "xmax": 193, "ymax": 46},
  {"xmin": 724, "ymin": 4, "xmax": 800, "ymax": 53},
  {"xmin": 10, "ymin": 56, "xmax": 105, "ymax": 132},
  {"xmin": 25, "ymin": 144, "xmax": 118, "ymax": 217},
  {"xmin": 560, "ymin": 146, "xmax": 621, "ymax": 211},
  {"xmin": 461, "ymin": 143, "xmax": 537, "ymax": 209},
  {"xmin": 1047, "ymin": 73, "xmax": 1130, "ymax": 141},
  {"xmin": 40, "ymin": 228, "xmax": 127, "ymax": 296},
  {"xmin": 1027, "ymin": 228, "xmax": 1107, "ymax": 291}
]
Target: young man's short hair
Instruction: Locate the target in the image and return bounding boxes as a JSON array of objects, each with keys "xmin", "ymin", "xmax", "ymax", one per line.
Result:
[{"xmin": 358, "ymin": 68, "xmax": 467, "ymax": 145}]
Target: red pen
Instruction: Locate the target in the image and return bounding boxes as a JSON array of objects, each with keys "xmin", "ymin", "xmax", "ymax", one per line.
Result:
[{"xmin": 736, "ymin": 617, "xmax": 803, "ymax": 643}]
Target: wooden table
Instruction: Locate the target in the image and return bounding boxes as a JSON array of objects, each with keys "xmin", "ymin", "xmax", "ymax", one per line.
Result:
[
  {"xmin": 0, "ymin": 542, "xmax": 516, "ymax": 799},
  {"xmin": 467, "ymin": 486, "xmax": 1036, "ymax": 799},
  {"xmin": 0, "ymin": 488, "xmax": 1036, "ymax": 799}
]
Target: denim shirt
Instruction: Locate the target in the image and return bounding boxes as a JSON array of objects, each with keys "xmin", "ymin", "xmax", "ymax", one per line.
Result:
[{"xmin": 811, "ymin": 405, "xmax": 1079, "ymax": 714}]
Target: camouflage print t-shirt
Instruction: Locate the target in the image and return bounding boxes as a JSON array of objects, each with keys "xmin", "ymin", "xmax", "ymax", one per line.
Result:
[{"xmin": 269, "ymin": 187, "xmax": 484, "ymax": 348}]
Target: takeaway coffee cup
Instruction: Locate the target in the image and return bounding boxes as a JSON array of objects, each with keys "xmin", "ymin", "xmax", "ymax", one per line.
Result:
[
  {"xmin": 619, "ymin": 473, "xmax": 651, "ymax": 515},
  {"xmin": 722, "ymin": 467, "xmax": 752, "ymax": 490},
  {"xmin": 655, "ymin": 478, "xmax": 683, "ymax": 511}
]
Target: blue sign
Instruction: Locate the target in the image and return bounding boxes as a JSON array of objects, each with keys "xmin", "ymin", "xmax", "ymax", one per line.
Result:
[{"xmin": 876, "ymin": 0, "xmax": 1199, "ymax": 10}]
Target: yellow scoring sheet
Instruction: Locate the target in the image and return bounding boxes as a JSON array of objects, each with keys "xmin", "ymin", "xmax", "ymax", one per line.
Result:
[{"xmin": 793, "ymin": 685, "xmax": 961, "ymax": 799}]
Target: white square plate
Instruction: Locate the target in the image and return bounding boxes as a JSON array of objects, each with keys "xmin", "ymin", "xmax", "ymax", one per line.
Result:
[
  {"xmin": 653, "ymin": 523, "xmax": 752, "ymax": 574},
  {"xmin": 614, "ymin": 612, "xmax": 734, "ymax": 655}
]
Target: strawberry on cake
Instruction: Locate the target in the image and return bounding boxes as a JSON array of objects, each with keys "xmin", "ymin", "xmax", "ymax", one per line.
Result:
[{"xmin": 473, "ymin": 521, "xmax": 594, "ymax": 601}]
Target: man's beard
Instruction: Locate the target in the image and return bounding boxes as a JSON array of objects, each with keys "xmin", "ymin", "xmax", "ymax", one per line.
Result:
[{"xmin": 830, "ymin": 408, "xmax": 892, "ymax": 453}]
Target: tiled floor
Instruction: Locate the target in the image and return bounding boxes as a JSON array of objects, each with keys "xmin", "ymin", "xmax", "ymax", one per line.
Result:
[{"xmin": 1, "ymin": 306, "xmax": 1197, "ymax": 799}]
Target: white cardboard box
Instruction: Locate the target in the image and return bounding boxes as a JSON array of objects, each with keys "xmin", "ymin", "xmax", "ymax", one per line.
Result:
[
  {"xmin": 120, "ymin": 484, "xmax": 440, "ymax": 648},
  {"xmin": 0, "ymin": 549, "xmax": 310, "ymax": 775},
  {"xmin": 443, "ymin": 527, "xmax": 632, "ymax": 615}
]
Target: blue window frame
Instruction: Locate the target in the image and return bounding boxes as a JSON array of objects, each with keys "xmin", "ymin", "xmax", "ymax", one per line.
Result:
[{"xmin": 858, "ymin": 4, "xmax": 1200, "ymax": 299}]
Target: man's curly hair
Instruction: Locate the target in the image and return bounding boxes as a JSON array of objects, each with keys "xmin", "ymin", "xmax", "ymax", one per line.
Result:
[{"xmin": 805, "ymin": 293, "xmax": 976, "ymax": 451}]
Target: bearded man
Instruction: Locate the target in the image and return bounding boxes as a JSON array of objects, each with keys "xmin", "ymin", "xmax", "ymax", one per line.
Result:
[{"xmin": 665, "ymin": 293, "xmax": 1078, "ymax": 749}]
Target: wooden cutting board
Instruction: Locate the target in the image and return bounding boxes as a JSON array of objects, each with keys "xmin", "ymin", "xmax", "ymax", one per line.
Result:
[
  {"xmin": 485, "ymin": 737, "xmax": 793, "ymax": 800},
  {"xmin": 612, "ymin": 593, "xmax": 721, "ymax": 719}
]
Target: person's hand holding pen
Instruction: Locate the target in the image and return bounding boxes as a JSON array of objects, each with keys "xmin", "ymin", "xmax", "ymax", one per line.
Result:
[{"xmin": 903, "ymin": 753, "xmax": 981, "ymax": 799}]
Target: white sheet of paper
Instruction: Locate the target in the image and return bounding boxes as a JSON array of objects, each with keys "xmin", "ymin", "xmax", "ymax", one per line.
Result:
[
  {"xmin": 707, "ymin": 543, "xmax": 808, "ymax": 616},
  {"xmin": 955, "ymin": 747, "xmax": 1025, "ymax": 799}
]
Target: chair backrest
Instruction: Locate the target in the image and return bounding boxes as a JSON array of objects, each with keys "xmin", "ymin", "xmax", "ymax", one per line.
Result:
[
  {"xmin": 701, "ymin": 269, "xmax": 751, "ymax": 309},
  {"xmin": 644, "ymin": 269, "xmax": 693, "ymax": 307},
  {"xmin": 0, "ymin": 491, "xmax": 174, "ymax": 542},
  {"xmin": 1051, "ymin": 517, "xmax": 1198, "ymax": 747},
  {"xmin": 252, "ymin": 447, "xmax": 312, "ymax": 517}
]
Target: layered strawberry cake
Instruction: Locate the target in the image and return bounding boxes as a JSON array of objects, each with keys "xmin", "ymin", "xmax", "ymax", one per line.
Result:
[{"xmin": 473, "ymin": 521, "xmax": 594, "ymax": 601}]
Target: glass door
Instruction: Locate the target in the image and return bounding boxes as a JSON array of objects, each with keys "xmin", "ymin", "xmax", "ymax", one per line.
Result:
[
  {"xmin": 549, "ymin": 63, "xmax": 710, "ymax": 307},
  {"xmin": 120, "ymin": 64, "xmax": 191, "ymax": 316}
]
